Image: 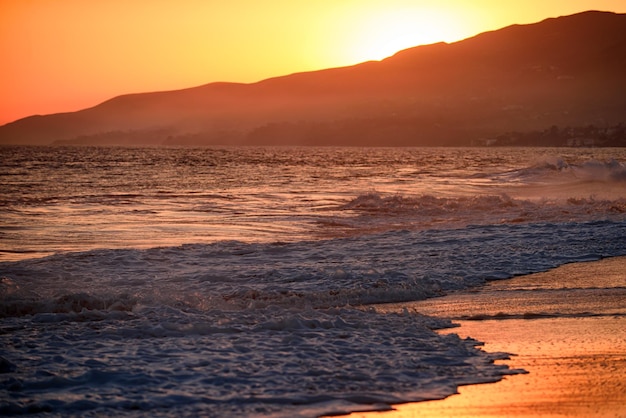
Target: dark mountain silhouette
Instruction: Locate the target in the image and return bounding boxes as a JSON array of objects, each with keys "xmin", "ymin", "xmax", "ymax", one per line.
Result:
[{"xmin": 1, "ymin": 10, "xmax": 625, "ymax": 146}]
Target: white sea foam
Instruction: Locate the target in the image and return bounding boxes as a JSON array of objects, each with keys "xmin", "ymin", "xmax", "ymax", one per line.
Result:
[
  {"xmin": 0, "ymin": 303, "xmax": 520, "ymax": 417},
  {"xmin": 1, "ymin": 220, "xmax": 624, "ymax": 415},
  {"xmin": 3, "ymin": 221, "xmax": 625, "ymax": 315}
]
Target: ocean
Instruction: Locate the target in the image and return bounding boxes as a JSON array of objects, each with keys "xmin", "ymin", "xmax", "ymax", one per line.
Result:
[{"xmin": 1, "ymin": 146, "xmax": 625, "ymax": 417}]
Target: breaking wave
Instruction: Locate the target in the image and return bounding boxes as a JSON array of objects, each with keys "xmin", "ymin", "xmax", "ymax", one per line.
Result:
[{"xmin": 509, "ymin": 157, "xmax": 626, "ymax": 183}]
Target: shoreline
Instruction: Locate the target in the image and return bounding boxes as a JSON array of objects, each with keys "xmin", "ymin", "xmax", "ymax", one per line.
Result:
[{"xmin": 339, "ymin": 256, "xmax": 626, "ymax": 417}]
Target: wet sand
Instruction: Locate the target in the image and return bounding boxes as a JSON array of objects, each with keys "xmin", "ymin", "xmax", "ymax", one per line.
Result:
[{"xmin": 342, "ymin": 257, "xmax": 626, "ymax": 417}]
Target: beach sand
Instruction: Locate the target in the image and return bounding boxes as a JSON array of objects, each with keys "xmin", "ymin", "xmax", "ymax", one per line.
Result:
[{"xmin": 340, "ymin": 257, "xmax": 626, "ymax": 417}]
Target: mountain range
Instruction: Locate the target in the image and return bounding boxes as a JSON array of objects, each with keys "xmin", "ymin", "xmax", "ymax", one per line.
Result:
[{"xmin": 1, "ymin": 10, "xmax": 625, "ymax": 146}]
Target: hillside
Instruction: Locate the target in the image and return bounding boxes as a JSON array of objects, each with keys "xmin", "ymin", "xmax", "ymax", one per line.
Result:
[{"xmin": 1, "ymin": 10, "xmax": 625, "ymax": 146}]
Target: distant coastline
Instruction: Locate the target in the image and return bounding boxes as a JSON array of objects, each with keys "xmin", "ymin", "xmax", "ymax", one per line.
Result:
[
  {"xmin": 473, "ymin": 123, "xmax": 626, "ymax": 147},
  {"xmin": 40, "ymin": 122, "xmax": 626, "ymax": 147}
]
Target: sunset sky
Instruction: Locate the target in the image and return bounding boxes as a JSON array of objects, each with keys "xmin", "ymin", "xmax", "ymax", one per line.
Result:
[{"xmin": 2, "ymin": 0, "xmax": 625, "ymax": 125}]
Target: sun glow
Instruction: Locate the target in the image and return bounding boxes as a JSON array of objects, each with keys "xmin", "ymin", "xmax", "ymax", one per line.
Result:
[
  {"xmin": 3, "ymin": 1, "xmax": 626, "ymax": 125},
  {"xmin": 338, "ymin": 7, "xmax": 470, "ymax": 62}
]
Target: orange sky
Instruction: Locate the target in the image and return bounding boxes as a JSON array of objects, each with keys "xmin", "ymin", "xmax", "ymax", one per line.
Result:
[{"xmin": 2, "ymin": 0, "xmax": 625, "ymax": 125}]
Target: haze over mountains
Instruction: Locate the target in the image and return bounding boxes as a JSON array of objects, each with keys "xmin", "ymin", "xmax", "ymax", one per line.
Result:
[{"xmin": 1, "ymin": 10, "xmax": 625, "ymax": 147}]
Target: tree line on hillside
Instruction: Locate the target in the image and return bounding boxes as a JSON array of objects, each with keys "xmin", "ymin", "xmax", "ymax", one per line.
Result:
[
  {"xmin": 480, "ymin": 123, "xmax": 626, "ymax": 147},
  {"xmin": 165, "ymin": 121, "xmax": 626, "ymax": 147},
  {"xmin": 51, "ymin": 121, "xmax": 626, "ymax": 147}
]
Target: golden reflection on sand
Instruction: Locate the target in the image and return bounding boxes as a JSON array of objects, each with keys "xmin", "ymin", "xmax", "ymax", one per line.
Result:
[{"xmin": 341, "ymin": 257, "xmax": 626, "ymax": 418}]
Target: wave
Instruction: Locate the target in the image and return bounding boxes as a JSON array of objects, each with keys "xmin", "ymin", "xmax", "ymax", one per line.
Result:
[
  {"xmin": 0, "ymin": 278, "xmax": 136, "ymax": 319},
  {"xmin": 341, "ymin": 193, "xmax": 520, "ymax": 214},
  {"xmin": 2, "ymin": 220, "xmax": 625, "ymax": 318},
  {"xmin": 508, "ymin": 157, "xmax": 626, "ymax": 183},
  {"xmin": 339, "ymin": 193, "xmax": 626, "ymax": 231}
]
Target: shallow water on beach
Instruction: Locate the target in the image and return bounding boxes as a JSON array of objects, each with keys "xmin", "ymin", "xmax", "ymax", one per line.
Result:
[
  {"xmin": 380, "ymin": 256, "xmax": 626, "ymax": 320},
  {"xmin": 347, "ymin": 314, "xmax": 626, "ymax": 418},
  {"xmin": 356, "ymin": 257, "xmax": 626, "ymax": 418},
  {"xmin": 1, "ymin": 146, "xmax": 626, "ymax": 416}
]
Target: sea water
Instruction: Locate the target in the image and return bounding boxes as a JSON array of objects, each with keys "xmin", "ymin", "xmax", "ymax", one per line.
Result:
[{"xmin": 1, "ymin": 146, "xmax": 625, "ymax": 416}]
